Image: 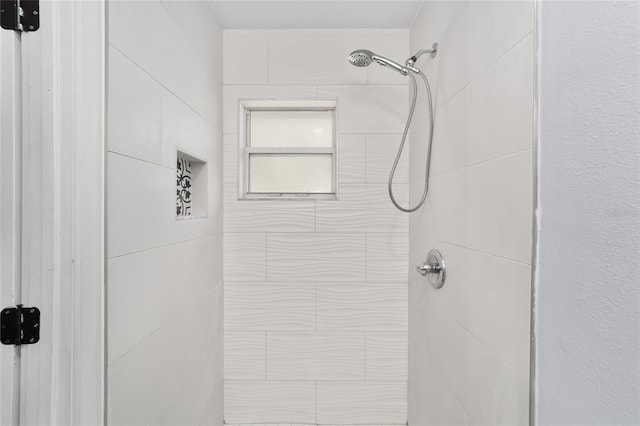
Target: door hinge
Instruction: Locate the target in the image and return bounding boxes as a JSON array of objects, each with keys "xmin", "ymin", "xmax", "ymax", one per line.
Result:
[
  {"xmin": 1, "ymin": 0, "xmax": 39, "ymax": 32},
  {"xmin": 1, "ymin": 305, "xmax": 40, "ymax": 346}
]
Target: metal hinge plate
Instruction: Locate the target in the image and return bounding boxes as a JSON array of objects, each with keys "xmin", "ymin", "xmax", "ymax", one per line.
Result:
[
  {"xmin": 0, "ymin": 0, "xmax": 39, "ymax": 32},
  {"xmin": 1, "ymin": 305, "xmax": 40, "ymax": 345}
]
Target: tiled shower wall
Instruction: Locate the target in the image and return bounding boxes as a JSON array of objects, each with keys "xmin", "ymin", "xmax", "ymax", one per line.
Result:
[
  {"xmin": 106, "ymin": 1, "xmax": 223, "ymax": 424},
  {"xmin": 408, "ymin": 1, "xmax": 535, "ymax": 425},
  {"xmin": 223, "ymin": 29, "xmax": 410, "ymax": 424}
]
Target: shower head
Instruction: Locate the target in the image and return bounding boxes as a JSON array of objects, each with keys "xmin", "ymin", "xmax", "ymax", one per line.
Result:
[
  {"xmin": 348, "ymin": 49, "xmax": 374, "ymax": 67},
  {"xmin": 348, "ymin": 49, "xmax": 407, "ymax": 75}
]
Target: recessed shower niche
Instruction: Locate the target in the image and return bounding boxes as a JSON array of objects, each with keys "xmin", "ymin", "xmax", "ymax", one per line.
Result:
[{"xmin": 176, "ymin": 150, "xmax": 207, "ymax": 219}]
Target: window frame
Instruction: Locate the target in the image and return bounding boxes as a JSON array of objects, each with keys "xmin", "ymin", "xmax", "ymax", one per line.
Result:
[{"xmin": 238, "ymin": 99, "xmax": 338, "ymax": 200}]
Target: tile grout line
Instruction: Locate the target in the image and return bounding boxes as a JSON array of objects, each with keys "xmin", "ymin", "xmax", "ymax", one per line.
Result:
[
  {"xmin": 264, "ymin": 232, "xmax": 268, "ymax": 281},
  {"xmin": 438, "ymin": 30, "xmax": 534, "ymax": 110},
  {"xmin": 106, "ymin": 150, "xmax": 174, "ymax": 171},
  {"xmin": 109, "ymin": 43, "xmax": 218, "ymax": 129},
  {"xmin": 223, "ymin": 82, "xmax": 407, "ymax": 87},
  {"xmin": 108, "ymin": 287, "xmax": 218, "ymax": 367},
  {"xmin": 364, "ymin": 232, "xmax": 368, "ymax": 283},
  {"xmin": 436, "ymin": 289, "xmax": 531, "ymax": 381},
  {"xmin": 264, "ymin": 330, "xmax": 268, "ymax": 381},
  {"xmin": 364, "ymin": 134, "xmax": 368, "ymax": 184},
  {"xmin": 266, "ymin": 37, "xmax": 270, "ymax": 84},
  {"xmin": 418, "ymin": 234, "xmax": 532, "ymax": 267},
  {"xmin": 429, "ymin": 147, "xmax": 533, "ymax": 179},
  {"xmin": 108, "ymin": 232, "xmax": 221, "ymax": 261},
  {"xmin": 364, "ymin": 333, "xmax": 368, "ymax": 382}
]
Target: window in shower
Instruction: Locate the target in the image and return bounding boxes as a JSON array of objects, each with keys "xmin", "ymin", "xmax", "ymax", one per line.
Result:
[{"xmin": 239, "ymin": 99, "xmax": 337, "ymax": 200}]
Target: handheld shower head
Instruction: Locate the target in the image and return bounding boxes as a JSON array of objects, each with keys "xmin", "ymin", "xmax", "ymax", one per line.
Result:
[
  {"xmin": 347, "ymin": 45, "xmax": 440, "ymax": 213},
  {"xmin": 347, "ymin": 49, "xmax": 407, "ymax": 75},
  {"xmin": 348, "ymin": 49, "xmax": 373, "ymax": 67}
]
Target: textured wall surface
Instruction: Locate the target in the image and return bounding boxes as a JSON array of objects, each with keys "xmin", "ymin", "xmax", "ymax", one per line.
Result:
[
  {"xmin": 106, "ymin": 1, "xmax": 224, "ymax": 424},
  {"xmin": 536, "ymin": 1, "xmax": 640, "ymax": 424},
  {"xmin": 408, "ymin": 1, "xmax": 535, "ymax": 424},
  {"xmin": 222, "ymin": 29, "xmax": 409, "ymax": 424}
]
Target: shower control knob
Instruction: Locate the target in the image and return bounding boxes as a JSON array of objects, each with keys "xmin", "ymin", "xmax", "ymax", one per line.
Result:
[
  {"xmin": 415, "ymin": 249, "xmax": 446, "ymax": 289},
  {"xmin": 416, "ymin": 263, "xmax": 439, "ymax": 276}
]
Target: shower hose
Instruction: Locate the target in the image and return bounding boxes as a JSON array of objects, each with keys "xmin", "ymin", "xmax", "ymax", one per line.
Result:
[{"xmin": 388, "ymin": 69, "xmax": 435, "ymax": 213}]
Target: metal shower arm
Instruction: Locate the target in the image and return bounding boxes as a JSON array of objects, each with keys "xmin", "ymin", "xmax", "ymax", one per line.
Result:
[{"xmin": 406, "ymin": 42, "xmax": 438, "ymax": 67}]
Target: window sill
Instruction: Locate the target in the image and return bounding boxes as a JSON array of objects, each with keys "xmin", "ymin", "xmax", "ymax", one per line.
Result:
[{"xmin": 240, "ymin": 193, "xmax": 338, "ymax": 201}]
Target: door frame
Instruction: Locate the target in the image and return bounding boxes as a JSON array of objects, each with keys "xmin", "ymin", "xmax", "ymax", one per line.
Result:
[
  {"xmin": 0, "ymin": 26, "xmax": 22, "ymax": 426},
  {"xmin": 17, "ymin": 0, "xmax": 106, "ymax": 424}
]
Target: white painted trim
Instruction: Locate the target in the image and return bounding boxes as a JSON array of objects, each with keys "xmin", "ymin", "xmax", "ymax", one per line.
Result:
[
  {"xmin": 241, "ymin": 99, "xmax": 338, "ymax": 110},
  {"xmin": 238, "ymin": 99, "xmax": 339, "ymax": 200},
  {"xmin": 19, "ymin": 0, "xmax": 105, "ymax": 424},
  {"xmin": 0, "ymin": 28, "xmax": 22, "ymax": 426}
]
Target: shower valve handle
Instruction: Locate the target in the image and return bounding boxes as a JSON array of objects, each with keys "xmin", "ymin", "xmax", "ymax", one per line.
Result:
[
  {"xmin": 415, "ymin": 249, "xmax": 446, "ymax": 289},
  {"xmin": 416, "ymin": 262, "xmax": 441, "ymax": 276}
]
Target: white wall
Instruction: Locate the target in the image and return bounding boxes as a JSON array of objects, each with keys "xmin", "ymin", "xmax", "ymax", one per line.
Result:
[
  {"xmin": 106, "ymin": 1, "xmax": 224, "ymax": 424},
  {"xmin": 222, "ymin": 29, "xmax": 409, "ymax": 425},
  {"xmin": 536, "ymin": 1, "xmax": 640, "ymax": 424},
  {"xmin": 408, "ymin": 1, "xmax": 535, "ymax": 424}
]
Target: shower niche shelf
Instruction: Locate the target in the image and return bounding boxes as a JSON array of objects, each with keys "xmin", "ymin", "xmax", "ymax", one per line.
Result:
[{"xmin": 176, "ymin": 150, "xmax": 207, "ymax": 220}]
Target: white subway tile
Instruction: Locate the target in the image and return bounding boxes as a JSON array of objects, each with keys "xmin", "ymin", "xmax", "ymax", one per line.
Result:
[
  {"xmin": 431, "ymin": 35, "xmax": 534, "ymax": 176},
  {"xmin": 436, "ymin": 0, "xmax": 534, "ymax": 105},
  {"xmin": 224, "ymin": 233, "xmax": 266, "ymax": 281},
  {"xmin": 267, "ymin": 333, "xmax": 365, "ymax": 380},
  {"xmin": 224, "ymin": 332, "xmax": 266, "ymax": 380},
  {"xmin": 318, "ymin": 85, "xmax": 408, "ymax": 134},
  {"xmin": 223, "ymin": 134, "xmax": 239, "ymax": 185},
  {"xmin": 418, "ymin": 238, "xmax": 531, "ymax": 378},
  {"xmin": 107, "ymin": 236, "xmax": 219, "ymax": 363},
  {"xmin": 420, "ymin": 150, "xmax": 533, "ymax": 263},
  {"xmin": 317, "ymin": 382, "xmax": 407, "ymax": 424},
  {"xmin": 429, "ymin": 83, "xmax": 471, "ymax": 175},
  {"xmin": 338, "ymin": 134, "xmax": 366, "ymax": 184},
  {"xmin": 224, "ymin": 283, "xmax": 315, "ymax": 331},
  {"xmin": 366, "ymin": 134, "xmax": 409, "ymax": 184},
  {"xmin": 224, "ymin": 185, "xmax": 316, "ymax": 233},
  {"xmin": 223, "ymin": 182, "xmax": 239, "ymax": 204},
  {"xmin": 366, "ymin": 233, "xmax": 409, "ymax": 283},
  {"xmin": 160, "ymin": 0, "xmax": 222, "ymax": 78},
  {"xmin": 224, "ymin": 381, "xmax": 316, "ymax": 424},
  {"xmin": 160, "ymin": 88, "xmax": 218, "ymax": 169},
  {"xmin": 167, "ymin": 351, "xmax": 221, "ymax": 425},
  {"xmin": 467, "ymin": 35, "xmax": 535, "ymax": 164},
  {"xmin": 268, "ymin": 33, "xmax": 367, "ymax": 85},
  {"xmin": 407, "ymin": 303, "xmax": 470, "ymax": 426},
  {"xmin": 422, "ymin": 300, "xmax": 529, "ymax": 425},
  {"xmin": 109, "ymin": 0, "xmax": 213, "ymax": 121},
  {"xmin": 411, "ymin": 1, "xmax": 468, "ymax": 53},
  {"xmin": 316, "ymin": 185, "xmax": 408, "ymax": 233},
  {"xmin": 267, "ymin": 233, "xmax": 366, "ymax": 282},
  {"xmin": 224, "ymin": 33, "xmax": 269, "ymax": 84},
  {"xmin": 109, "ymin": 290, "xmax": 220, "ymax": 425},
  {"xmin": 366, "ymin": 333, "xmax": 408, "ymax": 381},
  {"xmin": 107, "ymin": 47, "xmax": 162, "ymax": 164},
  {"xmin": 317, "ymin": 283, "xmax": 407, "ymax": 331}
]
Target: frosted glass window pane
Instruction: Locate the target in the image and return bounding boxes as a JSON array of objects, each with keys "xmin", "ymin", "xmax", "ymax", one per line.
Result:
[
  {"xmin": 250, "ymin": 110, "xmax": 333, "ymax": 147},
  {"xmin": 249, "ymin": 154, "xmax": 333, "ymax": 193}
]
